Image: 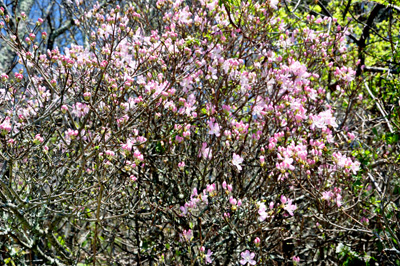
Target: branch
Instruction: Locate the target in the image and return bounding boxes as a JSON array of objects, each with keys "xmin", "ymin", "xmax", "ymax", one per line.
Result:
[
  {"xmin": 364, "ymin": 66, "xmax": 400, "ymax": 74},
  {"xmin": 364, "ymin": 81, "xmax": 393, "ymax": 133},
  {"xmin": 316, "ymin": 2, "xmax": 359, "ymax": 44},
  {"xmin": 0, "ymin": 1, "xmax": 16, "ymax": 30},
  {"xmin": 356, "ymin": 3, "xmax": 384, "ymax": 75},
  {"xmin": 47, "ymin": 19, "xmax": 75, "ymax": 50}
]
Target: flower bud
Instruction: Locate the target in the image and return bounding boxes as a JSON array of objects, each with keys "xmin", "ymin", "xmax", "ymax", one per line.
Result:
[{"xmin": 61, "ymin": 105, "xmax": 68, "ymax": 114}]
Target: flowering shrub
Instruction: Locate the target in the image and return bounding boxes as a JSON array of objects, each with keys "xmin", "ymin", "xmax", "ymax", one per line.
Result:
[{"xmin": 0, "ymin": 0, "xmax": 398, "ymax": 265}]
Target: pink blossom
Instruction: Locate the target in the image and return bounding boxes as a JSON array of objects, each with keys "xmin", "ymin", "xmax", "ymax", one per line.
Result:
[
  {"xmin": 208, "ymin": 119, "xmax": 221, "ymax": 136},
  {"xmin": 73, "ymin": 102, "xmax": 89, "ymax": 118},
  {"xmin": 322, "ymin": 191, "xmax": 334, "ymax": 201},
  {"xmin": 240, "ymin": 250, "xmax": 256, "ymax": 265},
  {"xmin": 0, "ymin": 117, "xmax": 12, "ymax": 134},
  {"xmin": 15, "ymin": 73, "xmax": 23, "ymax": 81},
  {"xmin": 178, "ymin": 7, "xmax": 192, "ymax": 24},
  {"xmin": 349, "ymin": 160, "xmax": 360, "ymax": 174},
  {"xmin": 237, "ymin": 199, "xmax": 242, "ymax": 207},
  {"xmin": 310, "ymin": 109, "xmax": 338, "ymax": 130},
  {"xmin": 61, "ymin": 105, "xmax": 68, "ymax": 113},
  {"xmin": 281, "ymin": 196, "xmax": 297, "ymax": 216},
  {"xmin": 205, "ymin": 249, "xmax": 213, "ymax": 264},
  {"xmin": 289, "ymin": 60, "xmax": 309, "ymax": 79},
  {"xmin": 180, "ymin": 205, "xmax": 188, "ymax": 216},
  {"xmin": 360, "ymin": 217, "xmax": 369, "ymax": 225},
  {"xmin": 199, "ymin": 142, "xmax": 212, "ymax": 159},
  {"xmin": 133, "ymin": 149, "xmax": 144, "ymax": 161},
  {"xmin": 336, "ymin": 193, "xmax": 343, "ymax": 207},
  {"xmin": 347, "ymin": 132, "xmax": 356, "ymax": 140},
  {"xmin": 283, "ymin": 199, "xmax": 297, "ymax": 216},
  {"xmin": 232, "ymin": 153, "xmax": 244, "ymax": 171},
  {"xmin": 181, "ymin": 229, "xmax": 193, "ymax": 242},
  {"xmin": 1, "ymin": 73, "xmax": 9, "ymax": 80},
  {"xmin": 34, "ymin": 134, "xmax": 44, "ymax": 144},
  {"xmin": 335, "ymin": 66, "xmax": 356, "ymax": 82},
  {"xmin": 260, "ymin": 156, "xmax": 265, "ymax": 165},
  {"xmin": 229, "ymin": 197, "xmax": 237, "ymax": 206},
  {"xmin": 276, "ymin": 155, "xmax": 295, "ymax": 171},
  {"xmin": 258, "ymin": 202, "xmax": 269, "ymax": 222},
  {"xmin": 206, "ymin": 0, "xmax": 218, "ymax": 11},
  {"xmin": 266, "ymin": 202, "xmax": 272, "ymax": 211},
  {"xmin": 65, "ymin": 129, "xmax": 79, "ymax": 139},
  {"xmin": 282, "ymin": 156, "xmax": 294, "ymax": 170},
  {"xmin": 280, "ymin": 195, "xmax": 287, "ymax": 204},
  {"xmin": 83, "ymin": 92, "xmax": 91, "ymax": 100},
  {"xmin": 206, "ymin": 183, "xmax": 216, "ymax": 193},
  {"xmin": 105, "ymin": 150, "xmax": 115, "ymax": 157},
  {"xmin": 269, "ymin": 0, "xmax": 279, "ymax": 9},
  {"xmin": 121, "ymin": 139, "xmax": 135, "ymax": 152}
]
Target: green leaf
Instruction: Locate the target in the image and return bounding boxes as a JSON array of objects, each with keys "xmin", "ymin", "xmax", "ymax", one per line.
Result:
[
  {"xmin": 372, "ymin": 127, "xmax": 378, "ymax": 137},
  {"xmin": 386, "ymin": 133, "xmax": 399, "ymax": 144}
]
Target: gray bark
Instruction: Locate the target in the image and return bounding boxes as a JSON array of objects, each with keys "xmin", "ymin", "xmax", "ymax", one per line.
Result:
[{"xmin": 0, "ymin": 0, "xmax": 35, "ymax": 73}]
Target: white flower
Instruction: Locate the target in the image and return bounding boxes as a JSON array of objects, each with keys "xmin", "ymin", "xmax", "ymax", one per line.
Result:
[{"xmin": 232, "ymin": 153, "xmax": 244, "ymax": 171}]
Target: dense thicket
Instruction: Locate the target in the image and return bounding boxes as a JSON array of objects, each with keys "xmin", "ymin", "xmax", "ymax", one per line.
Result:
[{"xmin": 0, "ymin": 0, "xmax": 399, "ymax": 265}]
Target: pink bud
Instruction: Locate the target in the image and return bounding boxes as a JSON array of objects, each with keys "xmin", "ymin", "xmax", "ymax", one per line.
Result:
[
  {"xmin": 237, "ymin": 199, "xmax": 242, "ymax": 207},
  {"xmin": 61, "ymin": 105, "xmax": 68, "ymax": 113},
  {"xmin": 347, "ymin": 132, "xmax": 355, "ymax": 140},
  {"xmin": 269, "ymin": 202, "xmax": 274, "ymax": 210},
  {"xmin": 280, "ymin": 195, "xmax": 287, "ymax": 204},
  {"xmin": 315, "ymin": 18, "xmax": 322, "ymax": 24},
  {"xmin": 1, "ymin": 73, "xmax": 8, "ymax": 80}
]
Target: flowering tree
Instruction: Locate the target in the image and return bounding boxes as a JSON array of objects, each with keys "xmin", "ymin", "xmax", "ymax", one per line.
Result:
[{"xmin": 0, "ymin": 0, "xmax": 399, "ymax": 265}]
